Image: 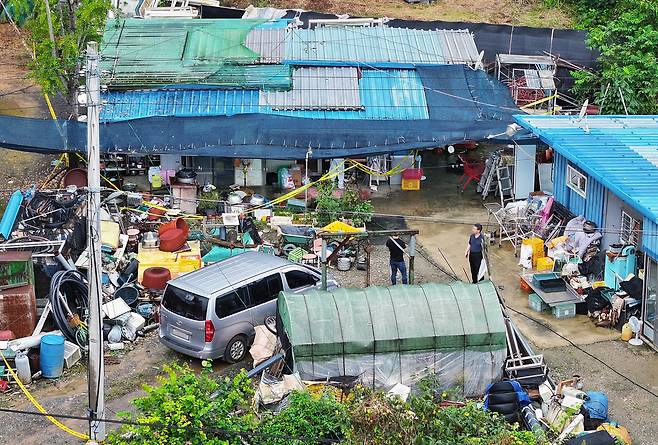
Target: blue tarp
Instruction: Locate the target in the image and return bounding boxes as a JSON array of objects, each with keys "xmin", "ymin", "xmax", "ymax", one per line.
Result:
[{"xmin": 0, "ymin": 65, "xmax": 520, "ymax": 159}]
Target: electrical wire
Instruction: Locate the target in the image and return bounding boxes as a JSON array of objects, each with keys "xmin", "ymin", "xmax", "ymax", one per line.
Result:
[
  {"xmin": 0, "ymin": 406, "xmax": 340, "ymax": 443},
  {"xmin": 504, "ymin": 305, "xmax": 658, "ymax": 400}
]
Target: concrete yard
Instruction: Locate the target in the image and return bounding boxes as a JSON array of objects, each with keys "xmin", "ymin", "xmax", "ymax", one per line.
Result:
[{"xmin": 370, "ymin": 150, "xmax": 658, "ymax": 444}]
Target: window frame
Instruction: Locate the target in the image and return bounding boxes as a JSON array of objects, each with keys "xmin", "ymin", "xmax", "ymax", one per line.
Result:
[
  {"xmin": 566, "ymin": 164, "xmax": 587, "ymax": 198},
  {"xmin": 620, "ymin": 210, "xmax": 641, "ymax": 246},
  {"xmin": 214, "ymin": 286, "xmax": 250, "ymax": 320},
  {"xmin": 247, "ymin": 273, "xmax": 283, "ymax": 308},
  {"xmin": 284, "ymin": 269, "xmax": 319, "ymax": 290}
]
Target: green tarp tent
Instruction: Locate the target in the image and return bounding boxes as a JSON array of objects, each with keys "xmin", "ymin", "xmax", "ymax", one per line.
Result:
[{"xmin": 278, "ymin": 281, "xmax": 507, "ymax": 396}]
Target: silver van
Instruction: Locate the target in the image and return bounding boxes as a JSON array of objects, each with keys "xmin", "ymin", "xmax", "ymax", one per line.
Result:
[{"xmin": 159, "ymin": 251, "xmax": 338, "ymax": 363}]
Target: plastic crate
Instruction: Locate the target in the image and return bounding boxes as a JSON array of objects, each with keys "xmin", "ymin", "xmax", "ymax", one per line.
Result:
[
  {"xmin": 522, "ymin": 237, "xmax": 545, "ymax": 267},
  {"xmin": 528, "ymin": 293, "xmax": 549, "ymax": 312},
  {"xmin": 536, "ymin": 257, "xmax": 554, "ymax": 271},
  {"xmin": 287, "ymin": 247, "xmax": 307, "ymax": 263},
  {"xmin": 552, "ymin": 302, "xmax": 576, "ymax": 319},
  {"xmin": 401, "ymin": 178, "xmax": 421, "ymax": 191},
  {"xmin": 402, "ymin": 168, "xmax": 424, "ymax": 180}
]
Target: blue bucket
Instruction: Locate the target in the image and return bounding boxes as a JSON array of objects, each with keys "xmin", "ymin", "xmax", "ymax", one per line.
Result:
[{"xmin": 40, "ymin": 335, "xmax": 65, "ymax": 378}]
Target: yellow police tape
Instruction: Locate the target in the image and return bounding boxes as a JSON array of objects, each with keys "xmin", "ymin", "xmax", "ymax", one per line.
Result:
[{"xmin": 0, "ymin": 351, "xmax": 90, "ymax": 442}]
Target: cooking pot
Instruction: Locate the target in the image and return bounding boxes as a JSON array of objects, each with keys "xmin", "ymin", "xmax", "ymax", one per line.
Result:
[
  {"xmin": 175, "ymin": 168, "xmax": 197, "ymax": 184},
  {"xmin": 142, "ymin": 231, "xmax": 159, "ymax": 248},
  {"xmin": 227, "ymin": 193, "xmax": 242, "ymax": 205}
]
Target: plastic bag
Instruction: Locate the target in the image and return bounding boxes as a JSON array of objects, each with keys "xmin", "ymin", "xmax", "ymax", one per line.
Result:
[{"xmin": 519, "ymin": 243, "xmax": 533, "ymax": 268}]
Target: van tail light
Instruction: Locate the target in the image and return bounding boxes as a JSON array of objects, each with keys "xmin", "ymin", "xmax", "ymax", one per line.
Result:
[{"xmin": 204, "ymin": 320, "xmax": 215, "ymax": 342}]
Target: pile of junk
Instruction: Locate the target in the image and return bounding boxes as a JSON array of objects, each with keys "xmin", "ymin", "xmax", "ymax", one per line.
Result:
[
  {"xmin": 0, "ymin": 186, "xmax": 188, "ymax": 387},
  {"xmin": 245, "ymin": 281, "xmax": 632, "ymax": 445}
]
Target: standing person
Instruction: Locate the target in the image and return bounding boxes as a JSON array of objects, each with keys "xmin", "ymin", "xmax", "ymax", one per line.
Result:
[
  {"xmin": 386, "ymin": 235, "xmax": 407, "ymax": 285},
  {"xmin": 465, "ymin": 224, "xmax": 484, "ymax": 284}
]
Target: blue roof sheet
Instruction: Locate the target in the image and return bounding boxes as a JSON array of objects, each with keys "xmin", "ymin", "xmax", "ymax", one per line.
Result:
[
  {"xmin": 100, "ymin": 69, "xmax": 429, "ymax": 121},
  {"xmin": 514, "ymin": 115, "xmax": 658, "ymax": 222}
]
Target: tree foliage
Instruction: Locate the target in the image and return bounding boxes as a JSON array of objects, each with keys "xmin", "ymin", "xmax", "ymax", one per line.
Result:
[
  {"xmin": 14, "ymin": 0, "xmax": 110, "ymax": 113},
  {"xmin": 569, "ymin": 0, "xmax": 658, "ymax": 114}
]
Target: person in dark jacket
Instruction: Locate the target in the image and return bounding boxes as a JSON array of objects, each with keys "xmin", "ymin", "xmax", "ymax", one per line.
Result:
[
  {"xmin": 465, "ymin": 223, "xmax": 484, "ymax": 284},
  {"xmin": 386, "ymin": 235, "xmax": 407, "ymax": 285}
]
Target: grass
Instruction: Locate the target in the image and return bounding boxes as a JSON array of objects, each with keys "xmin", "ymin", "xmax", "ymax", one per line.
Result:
[{"xmin": 222, "ymin": 0, "xmax": 575, "ymax": 28}]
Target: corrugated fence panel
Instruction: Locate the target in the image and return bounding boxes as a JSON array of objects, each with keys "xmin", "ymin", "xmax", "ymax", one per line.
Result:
[{"xmin": 642, "ymin": 218, "xmax": 658, "ymax": 260}]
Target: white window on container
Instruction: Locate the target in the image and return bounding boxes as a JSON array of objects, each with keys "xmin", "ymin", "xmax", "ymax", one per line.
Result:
[
  {"xmin": 566, "ymin": 165, "xmax": 587, "ymax": 198},
  {"xmin": 620, "ymin": 211, "xmax": 641, "ymax": 246}
]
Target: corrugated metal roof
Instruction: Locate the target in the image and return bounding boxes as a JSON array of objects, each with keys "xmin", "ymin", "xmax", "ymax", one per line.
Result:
[
  {"xmin": 101, "ymin": 68, "xmax": 428, "ymax": 121},
  {"xmin": 515, "ymin": 115, "xmax": 658, "ymax": 223},
  {"xmin": 285, "ymin": 27, "xmax": 479, "ymax": 65},
  {"xmin": 260, "ymin": 67, "xmax": 361, "ymax": 110},
  {"xmin": 245, "ymin": 28, "xmax": 286, "ymax": 63}
]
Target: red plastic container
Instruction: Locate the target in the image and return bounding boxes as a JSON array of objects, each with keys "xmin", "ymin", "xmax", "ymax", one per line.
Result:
[
  {"xmin": 141, "ymin": 267, "xmax": 172, "ymax": 290},
  {"xmin": 402, "ymin": 168, "xmax": 424, "ymax": 180},
  {"xmin": 158, "ymin": 218, "xmax": 189, "ymax": 252}
]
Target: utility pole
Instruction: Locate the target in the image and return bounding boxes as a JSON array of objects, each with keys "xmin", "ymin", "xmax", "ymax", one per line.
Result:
[{"xmin": 85, "ymin": 41, "xmax": 105, "ymax": 443}]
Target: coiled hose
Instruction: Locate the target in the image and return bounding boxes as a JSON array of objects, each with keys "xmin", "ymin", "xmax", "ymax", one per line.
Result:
[{"xmin": 48, "ymin": 270, "xmax": 89, "ymax": 349}]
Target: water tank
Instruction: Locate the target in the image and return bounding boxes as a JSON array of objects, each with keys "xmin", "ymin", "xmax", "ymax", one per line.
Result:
[{"xmin": 40, "ymin": 334, "xmax": 65, "ymax": 378}]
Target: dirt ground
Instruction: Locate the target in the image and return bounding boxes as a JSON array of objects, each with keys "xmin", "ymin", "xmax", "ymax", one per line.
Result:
[
  {"xmin": 224, "ymin": 0, "xmax": 574, "ymax": 28},
  {"xmin": 1, "ymin": 150, "xmax": 656, "ymax": 444},
  {"xmin": 0, "ymin": 24, "xmax": 56, "ymax": 194}
]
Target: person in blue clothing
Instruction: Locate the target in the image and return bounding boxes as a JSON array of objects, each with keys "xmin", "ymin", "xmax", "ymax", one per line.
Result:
[
  {"xmin": 386, "ymin": 235, "xmax": 407, "ymax": 285},
  {"xmin": 465, "ymin": 223, "xmax": 484, "ymax": 284}
]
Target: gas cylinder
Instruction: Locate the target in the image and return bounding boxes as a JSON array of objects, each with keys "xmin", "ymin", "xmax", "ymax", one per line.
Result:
[{"xmin": 15, "ymin": 352, "xmax": 31, "ymax": 384}]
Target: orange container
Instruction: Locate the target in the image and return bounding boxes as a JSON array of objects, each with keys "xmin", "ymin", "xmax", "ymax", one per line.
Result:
[{"xmin": 520, "ymin": 277, "xmax": 532, "ymax": 293}]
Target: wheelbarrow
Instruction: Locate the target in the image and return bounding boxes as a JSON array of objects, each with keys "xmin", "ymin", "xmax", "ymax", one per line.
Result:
[{"xmin": 277, "ymin": 225, "xmax": 315, "ymax": 255}]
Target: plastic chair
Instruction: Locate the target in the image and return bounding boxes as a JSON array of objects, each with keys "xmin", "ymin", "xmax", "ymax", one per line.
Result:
[{"xmin": 458, "ymin": 155, "xmax": 485, "ymax": 192}]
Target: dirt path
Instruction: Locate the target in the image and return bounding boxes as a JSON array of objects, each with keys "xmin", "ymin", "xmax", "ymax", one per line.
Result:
[{"xmin": 224, "ymin": 0, "xmax": 573, "ymax": 28}]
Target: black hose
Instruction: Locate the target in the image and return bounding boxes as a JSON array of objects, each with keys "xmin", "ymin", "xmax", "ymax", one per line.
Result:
[{"xmin": 48, "ymin": 270, "xmax": 89, "ymax": 347}]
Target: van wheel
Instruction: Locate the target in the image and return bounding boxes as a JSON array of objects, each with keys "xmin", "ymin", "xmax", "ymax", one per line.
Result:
[{"xmin": 225, "ymin": 335, "xmax": 248, "ymax": 363}]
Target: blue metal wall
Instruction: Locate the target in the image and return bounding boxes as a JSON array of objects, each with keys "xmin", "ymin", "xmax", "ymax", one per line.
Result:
[
  {"xmin": 552, "ymin": 153, "xmax": 605, "ymax": 226},
  {"xmin": 643, "ymin": 218, "xmax": 658, "ymax": 260}
]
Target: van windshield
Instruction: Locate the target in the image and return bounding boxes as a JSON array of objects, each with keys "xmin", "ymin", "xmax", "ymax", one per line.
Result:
[{"xmin": 162, "ymin": 286, "xmax": 208, "ymax": 321}]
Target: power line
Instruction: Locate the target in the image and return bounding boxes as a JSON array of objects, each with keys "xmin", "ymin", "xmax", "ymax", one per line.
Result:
[
  {"xmin": 504, "ymin": 305, "xmax": 658, "ymax": 400},
  {"xmin": 0, "ymin": 407, "xmax": 340, "ymax": 443}
]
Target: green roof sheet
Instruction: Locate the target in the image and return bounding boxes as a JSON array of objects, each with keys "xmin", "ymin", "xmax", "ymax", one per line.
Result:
[
  {"xmin": 278, "ymin": 281, "xmax": 506, "ymax": 359},
  {"xmin": 100, "ymin": 18, "xmax": 292, "ymax": 89}
]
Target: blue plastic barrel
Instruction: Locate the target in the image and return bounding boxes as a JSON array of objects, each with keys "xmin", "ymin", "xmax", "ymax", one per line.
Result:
[{"xmin": 40, "ymin": 335, "xmax": 65, "ymax": 378}]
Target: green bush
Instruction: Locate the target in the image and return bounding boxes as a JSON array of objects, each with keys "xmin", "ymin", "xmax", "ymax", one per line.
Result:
[
  {"xmin": 107, "ymin": 364, "xmax": 542, "ymax": 445},
  {"xmin": 255, "ymin": 391, "xmax": 351, "ymax": 445},
  {"xmin": 314, "ymin": 181, "xmax": 374, "ymax": 227},
  {"xmin": 108, "ymin": 363, "xmax": 255, "ymax": 445}
]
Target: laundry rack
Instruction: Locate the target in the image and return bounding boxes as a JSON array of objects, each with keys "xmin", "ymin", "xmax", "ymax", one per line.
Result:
[{"xmin": 484, "ymin": 202, "xmax": 541, "ymax": 254}]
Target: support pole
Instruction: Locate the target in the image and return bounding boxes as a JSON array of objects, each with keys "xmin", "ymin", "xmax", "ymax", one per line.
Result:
[
  {"xmin": 408, "ymin": 235, "xmax": 416, "ymax": 285},
  {"xmin": 321, "ymin": 238, "xmax": 327, "ymax": 290},
  {"xmin": 85, "ymin": 41, "xmax": 105, "ymax": 443}
]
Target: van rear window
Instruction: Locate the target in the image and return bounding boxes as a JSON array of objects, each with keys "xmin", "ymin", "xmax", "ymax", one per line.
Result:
[{"xmin": 162, "ymin": 286, "xmax": 208, "ymax": 321}]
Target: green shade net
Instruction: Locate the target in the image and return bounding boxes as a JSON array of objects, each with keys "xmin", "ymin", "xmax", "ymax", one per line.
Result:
[{"xmin": 100, "ymin": 18, "xmax": 292, "ymax": 90}]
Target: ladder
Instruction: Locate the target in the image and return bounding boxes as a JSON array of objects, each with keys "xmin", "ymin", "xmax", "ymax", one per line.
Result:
[{"xmin": 478, "ymin": 150, "xmax": 502, "ymax": 199}]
